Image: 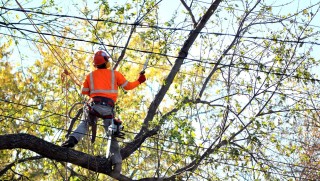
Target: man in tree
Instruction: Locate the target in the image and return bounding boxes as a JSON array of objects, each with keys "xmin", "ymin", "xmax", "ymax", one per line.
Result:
[{"xmin": 61, "ymin": 50, "xmax": 146, "ymax": 177}]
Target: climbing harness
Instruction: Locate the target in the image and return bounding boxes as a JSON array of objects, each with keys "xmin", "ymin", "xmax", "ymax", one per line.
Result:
[{"xmin": 66, "ymin": 98, "xmax": 125, "ymax": 158}]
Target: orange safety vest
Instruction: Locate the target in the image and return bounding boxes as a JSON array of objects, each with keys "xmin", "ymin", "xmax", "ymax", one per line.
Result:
[{"xmin": 81, "ymin": 69, "xmax": 140, "ymax": 102}]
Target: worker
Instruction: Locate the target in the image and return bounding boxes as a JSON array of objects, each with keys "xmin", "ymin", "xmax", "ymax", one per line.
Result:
[{"xmin": 62, "ymin": 50, "xmax": 146, "ymax": 177}]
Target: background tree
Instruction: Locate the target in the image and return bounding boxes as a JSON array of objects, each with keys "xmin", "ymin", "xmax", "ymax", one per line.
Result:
[{"xmin": 1, "ymin": 0, "xmax": 320, "ymax": 180}]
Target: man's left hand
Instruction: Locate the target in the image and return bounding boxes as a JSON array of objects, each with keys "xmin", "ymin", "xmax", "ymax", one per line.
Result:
[{"xmin": 138, "ymin": 74, "xmax": 146, "ymax": 84}]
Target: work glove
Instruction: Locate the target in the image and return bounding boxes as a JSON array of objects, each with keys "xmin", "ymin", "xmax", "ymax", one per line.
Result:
[{"xmin": 138, "ymin": 73, "xmax": 146, "ymax": 84}]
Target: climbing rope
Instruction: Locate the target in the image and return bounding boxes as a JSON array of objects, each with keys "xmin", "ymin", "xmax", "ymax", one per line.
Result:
[{"xmin": 15, "ymin": 0, "xmax": 82, "ymax": 87}]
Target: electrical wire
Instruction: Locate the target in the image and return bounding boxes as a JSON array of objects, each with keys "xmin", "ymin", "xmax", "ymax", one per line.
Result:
[
  {"xmin": 1, "ymin": 30, "xmax": 319, "ymax": 84},
  {"xmin": 1, "ymin": 114, "xmax": 318, "ymax": 180},
  {"xmin": 2, "ymin": 6, "xmax": 319, "ymax": 84},
  {"xmin": 13, "ymin": 1, "xmax": 82, "ymax": 88},
  {"xmin": 1, "ymin": 2, "xmax": 320, "ymax": 180},
  {"xmin": 1, "ymin": 6, "xmax": 319, "ymax": 46},
  {"xmin": 1, "ymin": 109, "xmax": 320, "ymax": 172},
  {"xmin": 2, "ymin": 2, "xmax": 320, "ymax": 87}
]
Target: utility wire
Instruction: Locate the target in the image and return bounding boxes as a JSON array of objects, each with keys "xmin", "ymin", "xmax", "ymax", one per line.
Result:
[
  {"xmin": 1, "ymin": 29, "xmax": 319, "ymax": 84},
  {"xmin": 4, "ymin": 0, "xmax": 320, "ymax": 31},
  {"xmin": 0, "ymin": 99, "xmax": 310, "ymax": 147},
  {"xmin": 2, "ymin": 8, "xmax": 319, "ymax": 84},
  {"xmin": 13, "ymin": 1, "xmax": 82, "ymax": 87},
  {"xmin": 1, "ymin": 31, "xmax": 314, "ymax": 89},
  {"xmin": 1, "ymin": 111, "xmax": 320, "ymax": 173},
  {"xmin": 1, "ymin": 114, "xmax": 318, "ymax": 180},
  {"xmin": 1, "ymin": 7, "xmax": 319, "ymax": 46},
  {"xmin": 2, "ymin": 2, "xmax": 320, "ymax": 85},
  {"xmin": 1, "ymin": 2, "xmax": 318, "ymax": 180},
  {"xmin": 2, "ymin": 87, "xmax": 320, "ymax": 133}
]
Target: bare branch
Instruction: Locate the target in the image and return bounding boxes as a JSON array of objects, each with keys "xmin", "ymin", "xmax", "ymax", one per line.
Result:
[
  {"xmin": 113, "ymin": 0, "xmax": 163, "ymax": 69},
  {"xmin": 198, "ymin": 0, "xmax": 262, "ymax": 98},
  {"xmin": 121, "ymin": 0, "xmax": 223, "ymax": 160},
  {"xmin": 0, "ymin": 156, "xmax": 43, "ymax": 176},
  {"xmin": 180, "ymin": 0, "xmax": 197, "ymax": 27}
]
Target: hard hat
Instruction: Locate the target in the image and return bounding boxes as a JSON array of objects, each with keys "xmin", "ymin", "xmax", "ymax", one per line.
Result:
[{"xmin": 93, "ymin": 50, "xmax": 109, "ymax": 66}]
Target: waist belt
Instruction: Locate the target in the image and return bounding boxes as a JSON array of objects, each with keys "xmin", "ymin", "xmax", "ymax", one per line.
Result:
[
  {"xmin": 91, "ymin": 96, "xmax": 115, "ymax": 107},
  {"xmin": 88, "ymin": 109, "xmax": 114, "ymax": 119}
]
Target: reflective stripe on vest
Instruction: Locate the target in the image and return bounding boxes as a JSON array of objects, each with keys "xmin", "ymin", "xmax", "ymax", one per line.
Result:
[
  {"xmin": 89, "ymin": 70, "xmax": 118, "ymax": 94},
  {"xmin": 82, "ymin": 87, "xmax": 90, "ymax": 92},
  {"xmin": 121, "ymin": 81, "xmax": 128, "ymax": 88}
]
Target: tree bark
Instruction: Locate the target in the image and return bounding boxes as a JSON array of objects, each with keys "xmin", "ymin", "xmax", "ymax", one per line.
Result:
[
  {"xmin": 0, "ymin": 133, "xmax": 165, "ymax": 181},
  {"xmin": 0, "ymin": 133, "xmax": 111, "ymax": 174}
]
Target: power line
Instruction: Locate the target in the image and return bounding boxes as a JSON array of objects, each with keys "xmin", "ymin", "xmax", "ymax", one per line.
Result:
[
  {"xmin": 2, "ymin": 80, "xmax": 320, "ymax": 145},
  {"xmin": 1, "ymin": 7, "xmax": 320, "ymax": 46},
  {"xmin": 3, "ymin": 96, "xmax": 320, "ymax": 138},
  {"xmin": 1, "ymin": 111, "xmax": 320, "ymax": 174},
  {"xmin": 1, "ymin": 29, "xmax": 320, "ymax": 84},
  {"xmin": 2, "ymin": 9, "xmax": 320, "ymax": 84},
  {"xmin": 2, "ymin": 3, "xmax": 320, "ymax": 85},
  {"xmin": 2, "ymin": 3, "xmax": 320, "ymax": 180},
  {"xmin": 1, "ymin": 114, "xmax": 318, "ymax": 180},
  {"xmin": 0, "ymin": 99, "xmax": 66, "ymax": 117},
  {"xmin": 194, "ymin": 0, "xmax": 320, "ymax": 28}
]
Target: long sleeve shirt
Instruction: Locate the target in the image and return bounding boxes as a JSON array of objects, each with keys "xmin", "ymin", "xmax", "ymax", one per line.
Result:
[{"xmin": 81, "ymin": 69, "xmax": 140, "ymax": 102}]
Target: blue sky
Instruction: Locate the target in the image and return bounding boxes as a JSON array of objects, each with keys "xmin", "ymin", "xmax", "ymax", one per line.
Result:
[
  {"xmin": 1, "ymin": 0, "xmax": 319, "ymax": 78},
  {"xmin": 2, "ymin": 0, "xmax": 182, "ymax": 66}
]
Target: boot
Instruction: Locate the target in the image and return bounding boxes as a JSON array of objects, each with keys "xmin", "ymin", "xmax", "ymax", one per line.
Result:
[
  {"xmin": 61, "ymin": 136, "xmax": 78, "ymax": 148},
  {"xmin": 110, "ymin": 163, "xmax": 122, "ymax": 178}
]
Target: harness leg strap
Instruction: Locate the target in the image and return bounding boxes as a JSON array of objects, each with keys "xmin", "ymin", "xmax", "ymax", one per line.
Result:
[
  {"xmin": 91, "ymin": 122, "xmax": 97, "ymax": 143},
  {"xmin": 66, "ymin": 118, "xmax": 76, "ymax": 138},
  {"xmin": 66, "ymin": 108, "xmax": 83, "ymax": 138}
]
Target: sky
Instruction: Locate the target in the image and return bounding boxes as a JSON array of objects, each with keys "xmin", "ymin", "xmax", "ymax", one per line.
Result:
[
  {"xmin": 1, "ymin": 0, "xmax": 319, "ymax": 77},
  {"xmin": 1, "ymin": 0, "xmax": 182, "ymax": 66},
  {"xmin": 0, "ymin": 0, "xmax": 320, "ymax": 65}
]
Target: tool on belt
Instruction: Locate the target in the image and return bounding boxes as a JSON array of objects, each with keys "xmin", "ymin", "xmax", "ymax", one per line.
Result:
[{"xmin": 105, "ymin": 117, "xmax": 124, "ymax": 158}]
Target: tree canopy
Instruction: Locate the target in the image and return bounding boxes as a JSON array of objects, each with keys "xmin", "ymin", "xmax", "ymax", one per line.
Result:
[{"xmin": 1, "ymin": 0, "xmax": 320, "ymax": 180}]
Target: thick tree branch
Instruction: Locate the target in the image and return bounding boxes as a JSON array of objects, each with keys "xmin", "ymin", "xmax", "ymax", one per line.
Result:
[
  {"xmin": 121, "ymin": 1, "xmax": 223, "ymax": 160},
  {"xmin": 0, "ymin": 133, "xmax": 168, "ymax": 181},
  {"xmin": 0, "ymin": 134, "xmax": 113, "ymax": 178}
]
